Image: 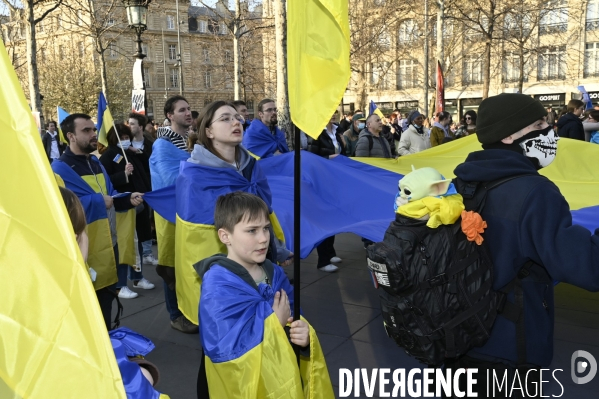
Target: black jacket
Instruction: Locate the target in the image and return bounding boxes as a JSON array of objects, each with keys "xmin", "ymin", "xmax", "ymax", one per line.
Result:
[
  {"xmin": 454, "ymin": 149, "xmax": 599, "ymax": 366},
  {"xmin": 129, "ymin": 138, "xmax": 154, "ymax": 185},
  {"xmin": 99, "ymin": 146, "xmax": 152, "ymax": 194},
  {"xmin": 41, "ymin": 131, "xmax": 66, "ymax": 161},
  {"xmin": 556, "ymin": 112, "xmax": 584, "ymax": 140},
  {"xmin": 308, "ymin": 128, "xmax": 346, "ymax": 158}
]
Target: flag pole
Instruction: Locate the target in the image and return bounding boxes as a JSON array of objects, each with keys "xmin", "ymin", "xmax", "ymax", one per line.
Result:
[
  {"xmin": 293, "ymin": 124, "xmax": 301, "ymax": 364},
  {"xmin": 111, "ymin": 121, "xmax": 130, "ymax": 183}
]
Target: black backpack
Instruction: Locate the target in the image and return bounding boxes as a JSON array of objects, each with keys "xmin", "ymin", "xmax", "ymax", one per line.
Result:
[{"xmin": 366, "ymin": 176, "xmax": 536, "ymax": 366}]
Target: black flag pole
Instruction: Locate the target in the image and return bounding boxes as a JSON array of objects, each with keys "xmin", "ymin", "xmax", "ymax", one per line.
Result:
[{"xmin": 293, "ymin": 124, "xmax": 301, "ymax": 364}]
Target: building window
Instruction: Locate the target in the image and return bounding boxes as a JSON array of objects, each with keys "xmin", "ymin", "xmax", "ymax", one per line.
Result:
[
  {"xmin": 147, "ymin": 99, "xmax": 154, "ymax": 116},
  {"xmin": 199, "ymin": 20, "xmax": 207, "ymax": 33},
  {"xmin": 205, "ymin": 71, "xmax": 212, "ymax": 88},
  {"xmin": 38, "ymin": 20, "xmax": 44, "ymax": 33},
  {"xmin": 462, "ymin": 55, "xmax": 483, "ymax": 84},
  {"xmin": 77, "ymin": 10, "xmax": 83, "ymax": 26},
  {"xmin": 378, "ymin": 28, "xmax": 391, "ymax": 50},
  {"xmin": 397, "ymin": 59, "xmax": 417, "ymax": 89},
  {"xmin": 371, "ymin": 62, "xmax": 390, "ymax": 89},
  {"xmin": 220, "ymin": 22, "xmax": 227, "ymax": 34},
  {"xmin": 167, "ymin": 15, "xmax": 175, "ymax": 30},
  {"xmin": 40, "ymin": 48, "xmax": 46, "ymax": 62},
  {"xmin": 585, "ymin": 43, "xmax": 599, "ymax": 77},
  {"xmin": 141, "ymin": 43, "xmax": 149, "ymax": 58},
  {"xmin": 106, "ymin": 14, "xmax": 115, "ymax": 26},
  {"xmin": 204, "ymin": 98, "xmax": 212, "ymax": 106},
  {"xmin": 503, "ymin": 13, "xmax": 532, "ymax": 38},
  {"xmin": 398, "ymin": 19, "xmax": 419, "ymax": 43},
  {"xmin": 144, "ymin": 67, "xmax": 151, "ymax": 88},
  {"xmin": 108, "ymin": 41, "xmax": 117, "ymax": 58},
  {"xmin": 539, "ymin": 0, "xmax": 568, "ymax": 35},
  {"xmin": 537, "ymin": 46, "xmax": 566, "ymax": 80},
  {"xmin": 502, "ymin": 52, "xmax": 530, "ymax": 83},
  {"xmin": 59, "ymin": 45, "xmax": 65, "ymax": 59},
  {"xmin": 170, "ymin": 68, "xmax": 179, "ymax": 88},
  {"xmin": 78, "ymin": 41, "xmax": 84, "ymax": 57},
  {"xmin": 203, "ymin": 48, "xmax": 210, "ymax": 63},
  {"xmin": 168, "ymin": 44, "xmax": 177, "ymax": 60},
  {"xmin": 225, "ymin": 50, "xmax": 232, "ymax": 62},
  {"xmin": 587, "ymin": 1, "xmax": 599, "ymax": 31},
  {"xmin": 56, "ymin": 16, "xmax": 62, "ymax": 28},
  {"xmin": 246, "ymin": 100, "xmax": 254, "ymax": 112}
]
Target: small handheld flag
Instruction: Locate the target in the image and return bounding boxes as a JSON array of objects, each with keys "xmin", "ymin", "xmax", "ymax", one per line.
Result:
[
  {"xmin": 56, "ymin": 106, "xmax": 70, "ymax": 145},
  {"xmin": 369, "ymin": 100, "xmax": 385, "ymax": 119},
  {"xmin": 96, "ymin": 92, "xmax": 114, "ymax": 147}
]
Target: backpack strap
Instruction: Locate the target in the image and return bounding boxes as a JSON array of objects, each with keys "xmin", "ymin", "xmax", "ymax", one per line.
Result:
[
  {"xmin": 367, "ymin": 135, "xmax": 374, "ymax": 153},
  {"xmin": 454, "ymin": 174, "xmax": 538, "ymax": 212}
]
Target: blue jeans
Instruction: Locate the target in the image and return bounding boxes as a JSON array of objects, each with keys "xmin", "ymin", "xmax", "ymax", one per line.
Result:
[
  {"xmin": 115, "ymin": 243, "xmax": 144, "ymax": 288},
  {"xmin": 141, "ymin": 240, "xmax": 153, "ymax": 257}
]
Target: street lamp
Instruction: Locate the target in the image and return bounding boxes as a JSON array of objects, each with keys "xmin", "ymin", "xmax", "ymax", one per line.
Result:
[{"xmin": 123, "ymin": 0, "xmax": 152, "ymax": 115}]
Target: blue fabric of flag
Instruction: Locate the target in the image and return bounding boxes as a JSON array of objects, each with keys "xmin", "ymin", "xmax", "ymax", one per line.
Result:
[
  {"xmin": 111, "ymin": 338, "xmax": 162, "ymax": 399},
  {"xmin": 241, "ymin": 119, "xmax": 289, "ymax": 158},
  {"xmin": 149, "ymin": 139, "xmax": 189, "ymax": 190},
  {"xmin": 578, "ymin": 85, "xmax": 594, "ymax": 110},
  {"xmin": 176, "ymin": 161, "xmax": 272, "ymax": 224},
  {"xmin": 200, "ymin": 263, "xmax": 294, "ymax": 363}
]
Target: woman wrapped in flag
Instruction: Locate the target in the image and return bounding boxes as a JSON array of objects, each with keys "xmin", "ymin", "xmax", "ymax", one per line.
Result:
[
  {"xmin": 179, "ymin": 101, "xmax": 333, "ymax": 397},
  {"xmin": 194, "ymin": 192, "xmax": 333, "ymax": 398}
]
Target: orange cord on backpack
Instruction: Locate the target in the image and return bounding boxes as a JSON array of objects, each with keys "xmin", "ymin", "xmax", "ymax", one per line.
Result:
[{"xmin": 461, "ymin": 210, "xmax": 487, "ymax": 245}]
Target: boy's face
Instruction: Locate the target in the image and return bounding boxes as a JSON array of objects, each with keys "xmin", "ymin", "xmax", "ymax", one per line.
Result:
[{"xmin": 219, "ymin": 213, "xmax": 271, "ymax": 269}]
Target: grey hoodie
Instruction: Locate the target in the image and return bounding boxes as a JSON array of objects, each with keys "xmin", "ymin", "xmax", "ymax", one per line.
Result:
[
  {"xmin": 186, "ymin": 145, "xmax": 291, "ymax": 262},
  {"xmin": 188, "ymin": 143, "xmax": 252, "ymax": 173},
  {"xmin": 355, "ymin": 129, "xmax": 392, "ymax": 158}
]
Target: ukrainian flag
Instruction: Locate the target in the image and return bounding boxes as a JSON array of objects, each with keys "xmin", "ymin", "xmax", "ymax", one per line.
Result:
[
  {"xmin": 0, "ymin": 34, "xmax": 126, "ymax": 398},
  {"xmin": 56, "ymin": 106, "xmax": 70, "ymax": 145},
  {"xmin": 199, "ymin": 261, "xmax": 334, "ymax": 398},
  {"xmin": 52, "ymin": 159, "xmax": 136, "ymax": 289},
  {"xmin": 174, "ymin": 161, "xmax": 285, "ymax": 325},
  {"xmin": 369, "ymin": 100, "xmax": 385, "ymax": 119},
  {"xmin": 97, "ymin": 92, "xmax": 113, "ymax": 147}
]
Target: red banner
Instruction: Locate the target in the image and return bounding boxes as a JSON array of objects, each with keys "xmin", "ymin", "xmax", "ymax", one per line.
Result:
[{"xmin": 436, "ymin": 61, "xmax": 445, "ymax": 113}]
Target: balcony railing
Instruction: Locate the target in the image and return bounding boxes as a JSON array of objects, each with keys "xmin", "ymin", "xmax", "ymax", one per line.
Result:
[
  {"xmin": 537, "ymin": 73, "xmax": 566, "ymax": 81},
  {"xmin": 583, "ymin": 70, "xmax": 599, "ymax": 78},
  {"xmin": 586, "ymin": 19, "xmax": 599, "ymax": 31},
  {"xmin": 539, "ymin": 23, "xmax": 567, "ymax": 35}
]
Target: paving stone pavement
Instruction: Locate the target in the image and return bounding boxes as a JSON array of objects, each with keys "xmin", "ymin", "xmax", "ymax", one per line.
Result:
[{"xmin": 116, "ymin": 233, "xmax": 599, "ymax": 398}]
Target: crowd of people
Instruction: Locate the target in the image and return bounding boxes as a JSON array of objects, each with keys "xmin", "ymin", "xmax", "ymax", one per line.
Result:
[{"xmin": 40, "ymin": 91, "xmax": 599, "ymax": 398}]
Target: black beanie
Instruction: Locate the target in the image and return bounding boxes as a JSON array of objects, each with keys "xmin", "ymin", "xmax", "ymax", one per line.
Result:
[{"xmin": 476, "ymin": 93, "xmax": 548, "ymax": 144}]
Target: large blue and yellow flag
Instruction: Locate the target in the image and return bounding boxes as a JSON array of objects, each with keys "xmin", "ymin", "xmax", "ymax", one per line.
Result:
[
  {"xmin": 288, "ymin": 0, "xmax": 350, "ymax": 139},
  {"xmin": 198, "ymin": 258, "xmax": 334, "ymax": 398},
  {"xmin": 97, "ymin": 92, "xmax": 114, "ymax": 147},
  {"xmin": 0, "ymin": 36, "xmax": 126, "ymax": 398},
  {"xmin": 52, "ymin": 158, "xmax": 136, "ymax": 289},
  {"xmin": 173, "ymin": 160, "xmax": 285, "ymax": 324}
]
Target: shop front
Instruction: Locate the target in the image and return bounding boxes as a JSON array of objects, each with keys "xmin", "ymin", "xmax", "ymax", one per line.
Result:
[
  {"xmin": 395, "ymin": 100, "xmax": 419, "ymax": 117},
  {"xmin": 533, "ymin": 93, "xmax": 566, "ymax": 108},
  {"xmin": 444, "ymin": 99, "xmax": 458, "ymax": 122},
  {"xmin": 587, "ymin": 92, "xmax": 599, "ymax": 107},
  {"xmin": 460, "ymin": 98, "xmax": 483, "ymax": 120}
]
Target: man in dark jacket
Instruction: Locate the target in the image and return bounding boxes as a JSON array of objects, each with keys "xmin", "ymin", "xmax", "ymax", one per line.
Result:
[
  {"xmin": 556, "ymin": 99, "xmax": 585, "ymax": 140},
  {"xmin": 41, "ymin": 120, "xmax": 66, "ymax": 163},
  {"xmin": 450, "ymin": 93, "xmax": 599, "ymax": 395}
]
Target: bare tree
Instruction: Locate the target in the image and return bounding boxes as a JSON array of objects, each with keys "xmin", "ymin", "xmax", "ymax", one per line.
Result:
[{"xmin": 1, "ymin": 0, "xmax": 63, "ymax": 114}]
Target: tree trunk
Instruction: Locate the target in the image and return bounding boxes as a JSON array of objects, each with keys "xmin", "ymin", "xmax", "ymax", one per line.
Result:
[
  {"xmin": 518, "ymin": 47, "xmax": 525, "ymax": 94},
  {"xmin": 87, "ymin": 0, "xmax": 108, "ymax": 96},
  {"xmin": 357, "ymin": 66, "xmax": 367, "ymax": 112},
  {"xmin": 482, "ymin": 38, "xmax": 492, "ymax": 99},
  {"xmin": 273, "ymin": 0, "xmax": 292, "ymax": 148},
  {"xmin": 234, "ymin": 0, "xmax": 241, "ymax": 100},
  {"xmin": 26, "ymin": 1, "xmax": 41, "ymax": 114}
]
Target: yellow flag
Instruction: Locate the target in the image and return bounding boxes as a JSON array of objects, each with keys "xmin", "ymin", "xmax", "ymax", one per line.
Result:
[
  {"xmin": 288, "ymin": 0, "xmax": 350, "ymax": 139},
  {"xmin": 0, "ymin": 40, "xmax": 126, "ymax": 397}
]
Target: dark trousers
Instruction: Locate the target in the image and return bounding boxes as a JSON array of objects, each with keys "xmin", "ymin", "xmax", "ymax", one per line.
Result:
[
  {"xmin": 96, "ymin": 286, "xmax": 116, "ymax": 330},
  {"xmin": 444, "ymin": 356, "xmax": 540, "ymax": 398},
  {"xmin": 316, "ymin": 235, "xmax": 336, "ymax": 268},
  {"xmin": 156, "ymin": 265, "xmax": 183, "ymax": 321}
]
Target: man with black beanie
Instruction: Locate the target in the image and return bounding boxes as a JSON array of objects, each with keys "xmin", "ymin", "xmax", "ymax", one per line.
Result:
[{"xmin": 448, "ymin": 93, "xmax": 599, "ymax": 397}]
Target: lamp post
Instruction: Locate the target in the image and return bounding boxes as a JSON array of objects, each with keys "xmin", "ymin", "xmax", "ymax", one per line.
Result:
[{"xmin": 123, "ymin": 0, "xmax": 152, "ymax": 115}]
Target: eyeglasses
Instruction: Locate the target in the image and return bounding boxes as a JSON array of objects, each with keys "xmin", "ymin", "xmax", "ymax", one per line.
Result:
[
  {"xmin": 465, "ymin": 117, "xmax": 472, "ymax": 120},
  {"xmin": 262, "ymin": 107, "xmax": 277, "ymax": 113},
  {"xmin": 210, "ymin": 113, "xmax": 244, "ymax": 126}
]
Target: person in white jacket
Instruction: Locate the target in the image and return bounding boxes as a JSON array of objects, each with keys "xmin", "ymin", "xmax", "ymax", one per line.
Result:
[{"xmin": 397, "ymin": 110, "xmax": 432, "ymax": 156}]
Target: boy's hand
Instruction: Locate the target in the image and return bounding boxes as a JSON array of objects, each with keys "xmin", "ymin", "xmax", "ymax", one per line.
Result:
[
  {"xmin": 272, "ymin": 289, "xmax": 290, "ymax": 327},
  {"xmin": 287, "ymin": 318, "xmax": 309, "ymax": 348}
]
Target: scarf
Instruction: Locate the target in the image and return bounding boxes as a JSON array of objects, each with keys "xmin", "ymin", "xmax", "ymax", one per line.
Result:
[
  {"xmin": 413, "ymin": 124, "xmax": 424, "ymax": 134},
  {"xmin": 433, "ymin": 121, "xmax": 450, "ymax": 137}
]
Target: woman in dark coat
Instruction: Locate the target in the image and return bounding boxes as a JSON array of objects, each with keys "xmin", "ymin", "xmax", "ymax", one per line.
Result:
[{"xmin": 556, "ymin": 99, "xmax": 585, "ymax": 141}]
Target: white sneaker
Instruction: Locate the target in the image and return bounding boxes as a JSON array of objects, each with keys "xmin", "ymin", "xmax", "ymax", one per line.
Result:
[
  {"xmin": 318, "ymin": 264, "xmax": 339, "ymax": 273},
  {"xmin": 118, "ymin": 286, "xmax": 139, "ymax": 299},
  {"xmin": 133, "ymin": 278, "xmax": 155, "ymax": 290},
  {"xmin": 143, "ymin": 255, "xmax": 158, "ymax": 266},
  {"xmin": 330, "ymin": 256, "xmax": 342, "ymax": 263}
]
